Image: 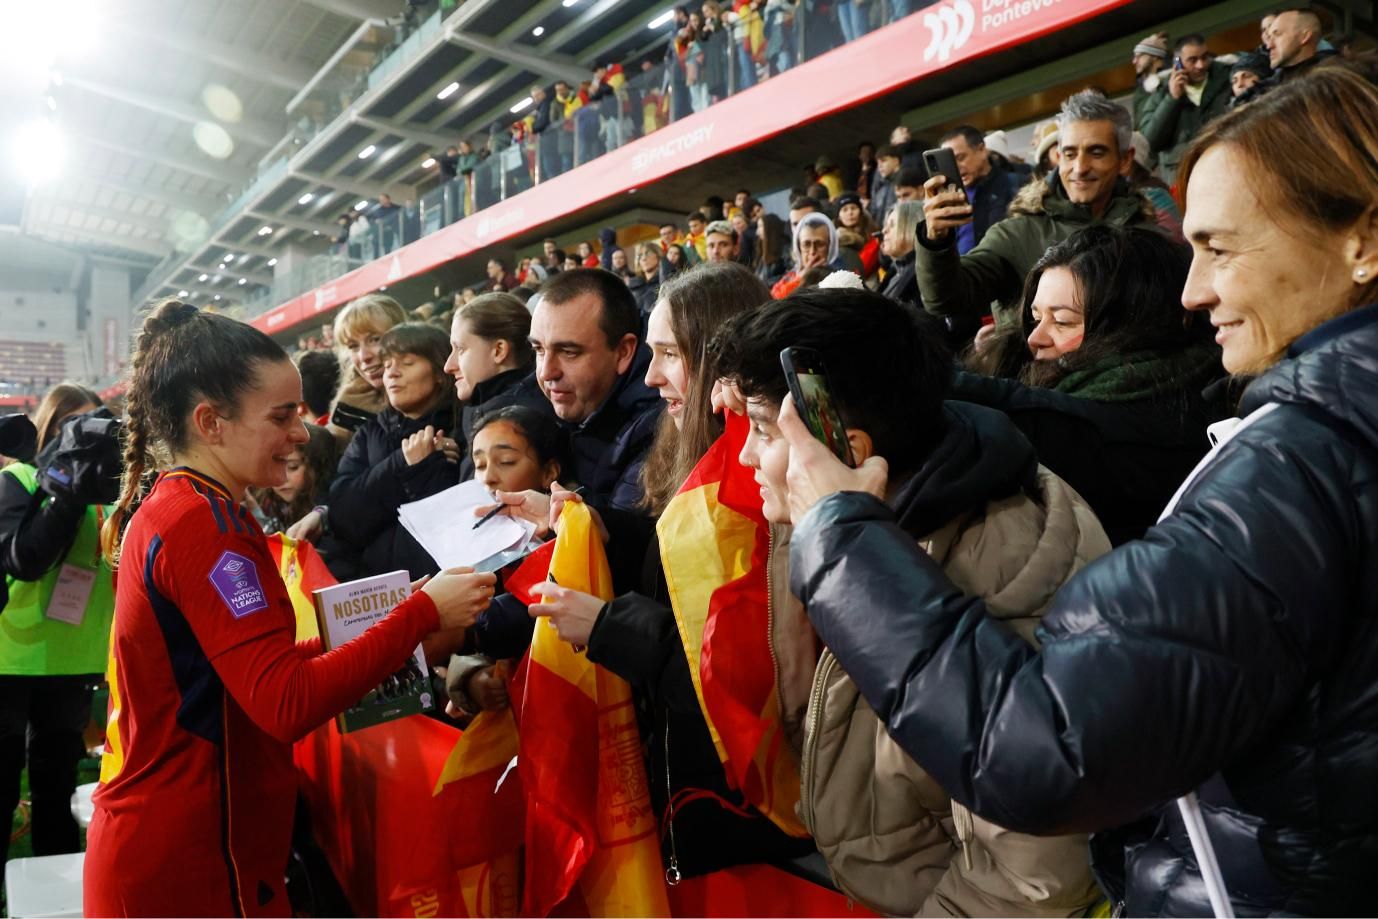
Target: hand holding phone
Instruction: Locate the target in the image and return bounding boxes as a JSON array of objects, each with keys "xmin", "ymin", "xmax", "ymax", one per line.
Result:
[
  {"xmin": 923, "ymin": 146, "xmax": 963, "ymax": 190},
  {"xmin": 780, "ymin": 348, "xmax": 854, "ymax": 467}
]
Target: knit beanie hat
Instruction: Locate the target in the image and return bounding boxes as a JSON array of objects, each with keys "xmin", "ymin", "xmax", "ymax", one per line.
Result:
[
  {"xmin": 1230, "ymin": 51, "xmax": 1272, "ymax": 81},
  {"xmin": 1133, "ymin": 32, "xmax": 1170, "ymax": 60}
]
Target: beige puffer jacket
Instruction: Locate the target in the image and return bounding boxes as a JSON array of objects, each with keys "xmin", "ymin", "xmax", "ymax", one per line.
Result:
[{"xmin": 796, "ymin": 466, "xmax": 1111, "ymax": 917}]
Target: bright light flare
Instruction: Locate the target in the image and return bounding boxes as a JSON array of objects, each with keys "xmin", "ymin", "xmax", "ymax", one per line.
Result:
[{"xmin": 12, "ymin": 120, "xmax": 65, "ymax": 186}]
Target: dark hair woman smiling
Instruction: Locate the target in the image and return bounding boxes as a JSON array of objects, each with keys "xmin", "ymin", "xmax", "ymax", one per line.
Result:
[{"xmin": 85, "ymin": 301, "xmax": 496, "ymax": 917}]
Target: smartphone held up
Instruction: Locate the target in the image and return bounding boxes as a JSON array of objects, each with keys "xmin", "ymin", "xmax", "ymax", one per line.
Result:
[{"xmin": 780, "ymin": 347, "xmax": 855, "ymax": 468}]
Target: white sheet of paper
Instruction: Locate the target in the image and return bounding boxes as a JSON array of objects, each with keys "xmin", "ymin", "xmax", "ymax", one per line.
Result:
[{"xmin": 398, "ymin": 480, "xmax": 535, "ymax": 570}]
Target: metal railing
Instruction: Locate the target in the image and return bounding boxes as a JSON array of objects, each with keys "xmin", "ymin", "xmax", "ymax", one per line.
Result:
[{"xmin": 237, "ymin": 1, "xmax": 933, "ymax": 321}]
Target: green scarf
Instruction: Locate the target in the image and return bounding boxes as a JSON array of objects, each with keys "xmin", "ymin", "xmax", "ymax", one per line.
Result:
[{"xmin": 1051, "ymin": 343, "xmax": 1221, "ymax": 403}]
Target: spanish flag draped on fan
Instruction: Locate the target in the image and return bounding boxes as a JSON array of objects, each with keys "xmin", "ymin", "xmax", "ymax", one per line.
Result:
[
  {"xmin": 519, "ymin": 503, "xmax": 670, "ymax": 917},
  {"xmin": 656, "ymin": 411, "xmax": 808, "ymax": 838}
]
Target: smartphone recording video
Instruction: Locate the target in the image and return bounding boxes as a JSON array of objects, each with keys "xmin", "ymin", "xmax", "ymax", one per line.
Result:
[{"xmin": 780, "ymin": 347, "xmax": 855, "ymax": 467}]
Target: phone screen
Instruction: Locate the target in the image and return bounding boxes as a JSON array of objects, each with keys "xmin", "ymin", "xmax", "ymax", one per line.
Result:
[{"xmin": 780, "ymin": 348, "xmax": 854, "ymax": 467}]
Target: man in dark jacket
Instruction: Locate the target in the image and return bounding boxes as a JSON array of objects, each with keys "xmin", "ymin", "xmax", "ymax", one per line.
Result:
[
  {"xmin": 938, "ymin": 125, "xmax": 1026, "ymax": 254},
  {"xmin": 918, "ymin": 90, "xmax": 1153, "ymax": 329},
  {"xmin": 1140, "ymin": 35, "xmax": 1232, "ymax": 186},
  {"xmin": 1265, "ymin": 8, "xmax": 1334, "ymax": 84},
  {"xmin": 511, "ymin": 268, "xmax": 662, "ymax": 511}
]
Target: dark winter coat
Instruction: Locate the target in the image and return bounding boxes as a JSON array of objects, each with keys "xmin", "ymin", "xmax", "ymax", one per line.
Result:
[
  {"xmin": 879, "ymin": 250, "xmax": 918, "ymax": 306},
  {"xmin": 0, "ymin": 471, "xmax": 82, "ymax": 582},
  {"xmin": 325, "ymin": 401, "xmax": 461, "ymax": 581},
  {"xmin": 789, "ymin": 303, "xmax": 1378, "ymax": 916},
  {"xmin": 950, "ymin": 341, "xmax": 1225, "ymax": 545},
  {"xmin": 1141, "ymin": 61, "xmax": 1233, "ymax": 186},
  {"xmin": 457, "ymin": 367, "xmax": 532, "ymax": 480},
  {"xmin": 867, "ymin": 171, "xmax": 897, "ymax": 228},
  {"xmin": 966, "ymin": 161, "xmax": 1027, "ymax": 249},
  {"xmin": 508, "ymin": 345, "xmax": 664, "ymax": 511},
  {"xmin": 628, "ymin": 274, "xmax": 661, "ymax": 316}
]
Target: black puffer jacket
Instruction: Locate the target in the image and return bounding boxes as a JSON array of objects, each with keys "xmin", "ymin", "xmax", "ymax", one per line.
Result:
[
  {"xmin": 789, "ymin": 304, "xmax": 1378, "ymax": 916},
  {"xmin": 325, "ymin": 401, "xmax": 461, "ymax": 581},
  {"xmin": 457, "ymin": 367, "xmax": 532, "ymax": 479}
]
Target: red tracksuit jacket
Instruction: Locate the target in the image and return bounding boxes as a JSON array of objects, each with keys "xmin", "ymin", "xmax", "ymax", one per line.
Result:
[{"xmin": 85, "ymin": 468, "xmax": 438, "ymax": 917}]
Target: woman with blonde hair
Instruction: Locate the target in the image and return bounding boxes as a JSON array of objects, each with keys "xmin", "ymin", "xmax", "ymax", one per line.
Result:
[
  {"xmin": 290, "ymin": 293, "xmax": 412, "ymax": 543},
  {"xmin": 326, "ymin": 293, "xmax": 407, "ymax": 446},
  {"xmin": 879, "ymin": 200, "xmax": 923, "ymax": 304}
]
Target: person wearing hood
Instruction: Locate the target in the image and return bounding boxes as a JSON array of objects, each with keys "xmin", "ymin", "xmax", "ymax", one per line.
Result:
[
  {"xmin": 918, "ymin": 91, "xmax": 1155, "ymax": 331},
  {"xmin": 776, "ymin": 69, "xmax": 1378, "ymax": 916},
  {"xmin": 597, "ymin": 226, "xmax": 620, "ymax": 271},
  {"xmin": 962, "ymin": 224, "xmax": 1223, "ymax": 545},
  {"xmin": 501, "ymin": 269, "xmax": 663, "ymax": 512},
  {"xmin": 770, "ymin": 212, "xmax": 843, "ymax": 299},
  {"xmin": 711, "ymin": 286, "xmax": 1109, "ymax": 918}
]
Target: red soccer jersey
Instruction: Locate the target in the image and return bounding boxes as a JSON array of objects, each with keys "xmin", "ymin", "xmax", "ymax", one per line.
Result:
[{"xmin": 85, "ymin": 468, "xmax": 439, "ymax": 917}]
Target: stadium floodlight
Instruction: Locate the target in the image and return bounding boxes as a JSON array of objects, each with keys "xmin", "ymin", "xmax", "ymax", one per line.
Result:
[
  {"xmin": 648, "ymin": 9, "xmax": 674, "ymax": 28},
  {"xmin": 12, "ymin": 120, "xmax": 64, "ymax": 186},
  {"xmin": 197, "ymin": 273, "xmax": 208, "ymax": 282},
  {"xmin": 437, "ymin": 81, "xmax": 460, "ymax": 100},
  {"xmin": 357, "ymin": 144, "xmax": 376, "ymax": 159},
  {"xmin": 298, "ymin": 192, "xmax": 314, "ymax": 205},
  {"xmin": 422, "ymin": 157, "xmax": 436, "ymax": 168},
  {"xmin": 510, "ymin": 97, "xmax": 534, "ymax": 114},
  {"xmin": 532, "ymin": 26, "xmax": 545, "ymax": 36}
]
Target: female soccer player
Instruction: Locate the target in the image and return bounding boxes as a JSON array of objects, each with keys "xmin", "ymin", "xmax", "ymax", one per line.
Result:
[{"xmin": 85, "ymin": 300, "xmax": 495, "ymax": 917}]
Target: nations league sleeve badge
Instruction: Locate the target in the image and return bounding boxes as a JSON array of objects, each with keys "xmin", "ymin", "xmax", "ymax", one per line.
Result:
[{"xmin": 209, "ymin": 550, "xmax": 270, "ymax": 618}]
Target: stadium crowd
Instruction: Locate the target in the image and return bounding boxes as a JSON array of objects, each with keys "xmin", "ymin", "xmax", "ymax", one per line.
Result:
[{"xmin": 3, "ymin": 8, "xmax": 1378, "ymax": 916}]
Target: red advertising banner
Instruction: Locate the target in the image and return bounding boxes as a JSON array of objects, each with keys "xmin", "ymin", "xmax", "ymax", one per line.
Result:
[{"xmin": 253, "ymin": 0, "xmax": 1131, "ymax": 338}]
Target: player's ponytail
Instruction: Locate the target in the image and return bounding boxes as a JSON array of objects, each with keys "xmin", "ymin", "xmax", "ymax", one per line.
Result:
[{"xmin": 102, "ymin": 299, "xmax": 288, "ymax": 567}]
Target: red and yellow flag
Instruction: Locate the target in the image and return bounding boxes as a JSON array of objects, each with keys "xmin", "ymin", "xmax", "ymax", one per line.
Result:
[
  {"xmin": 519, "ymin": 503, "xmax": 670, "ymax": 917},
  {"xmin": 265, "ymin": 533, "xmax": 336, "ymax": 641},
  {"xmin": 656, "ymin": 412, "xmax": 808, "ymax": 838},
  {"xmin": 432, "ymin": 709, "xmax": 525, "ymax": 917}
]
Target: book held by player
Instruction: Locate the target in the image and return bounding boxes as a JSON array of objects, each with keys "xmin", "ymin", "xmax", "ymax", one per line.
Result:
[{"xmin": 312, "ymin": 569, "xmax": 434, "ymax": 733}]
